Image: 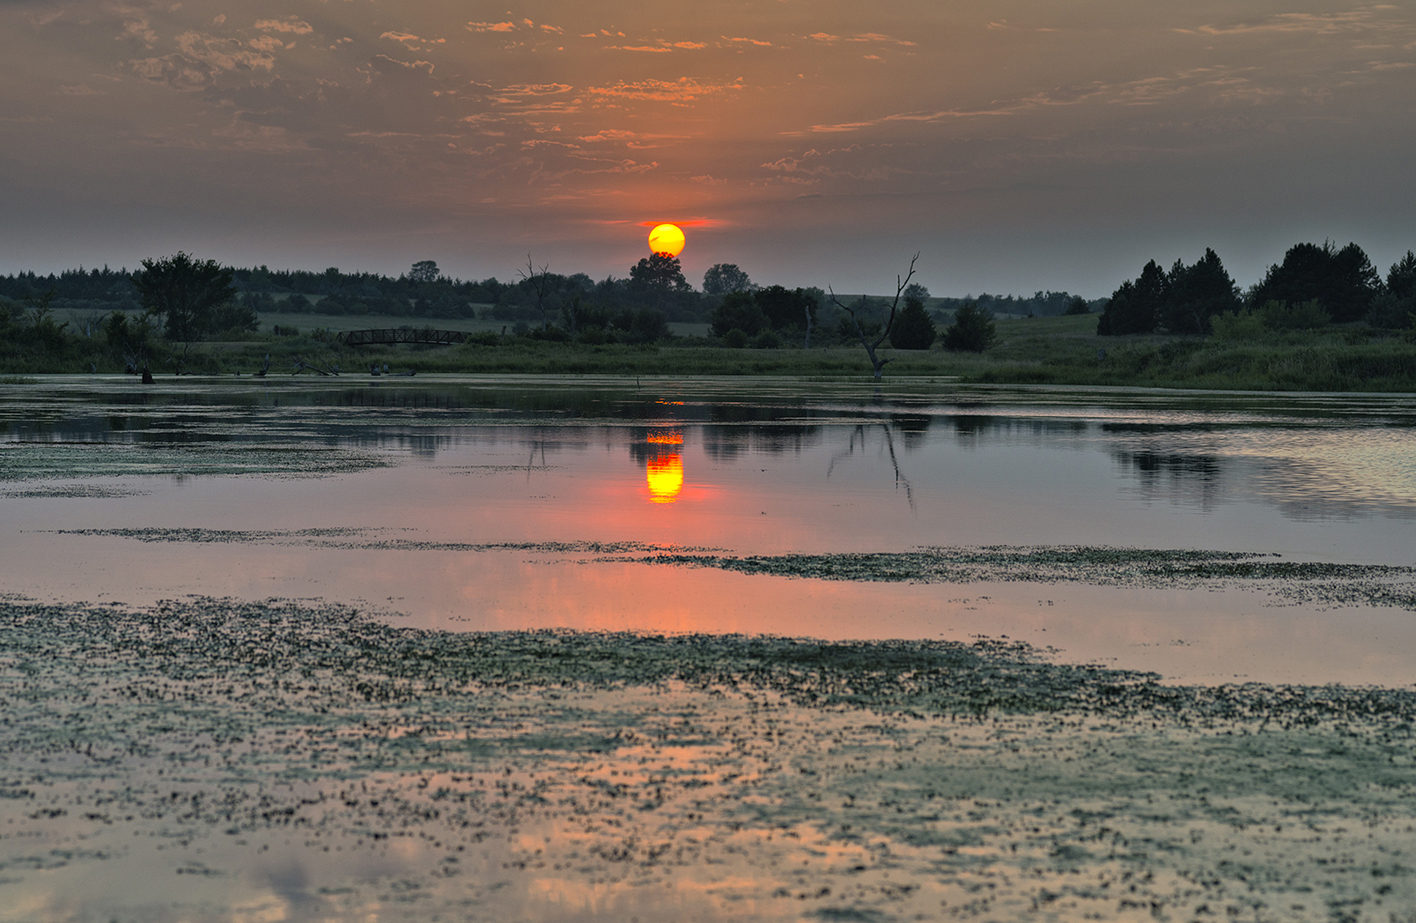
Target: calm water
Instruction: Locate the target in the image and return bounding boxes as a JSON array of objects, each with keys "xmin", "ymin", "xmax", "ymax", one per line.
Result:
[{"xmin": 3, "ymin": 375, "xmax": 1415, "ymax": 684}]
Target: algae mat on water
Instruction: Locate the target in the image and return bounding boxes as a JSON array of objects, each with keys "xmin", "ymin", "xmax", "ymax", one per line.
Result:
[{"xmin": 1, "ymin": 597, "xmax": 1414, "ymax": 923}]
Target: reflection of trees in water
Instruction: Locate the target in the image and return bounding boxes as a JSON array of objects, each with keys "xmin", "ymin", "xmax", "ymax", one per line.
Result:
[
  {"xmin": 701, "ymin": 425, "xmax": 823, "ymax": 461},
  {"xmin": 889, "ymin": 413, "xmax": 933, "ymax": 448},
  {"xmin": 1112, "ymin": 450, "xmax": 1229, "ymax": 512},
  {"xmin": 828, "ymin": 424, "xmax": 915, "ymax": 511},
  {"xmin": 951, "ymin": 415, "xmax": 1091, "ymax": 442}
]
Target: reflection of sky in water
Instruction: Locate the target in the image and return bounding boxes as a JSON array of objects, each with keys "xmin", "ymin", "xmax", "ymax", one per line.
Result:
[{"xmin": 3, "ymin": 377, "xmax": 1416, "ymax": 685}]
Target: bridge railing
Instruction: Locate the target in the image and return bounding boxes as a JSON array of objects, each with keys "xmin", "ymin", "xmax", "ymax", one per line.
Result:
[{"xmin": 336, "ymin": 328, "xmax": 472, "ymax": 347}]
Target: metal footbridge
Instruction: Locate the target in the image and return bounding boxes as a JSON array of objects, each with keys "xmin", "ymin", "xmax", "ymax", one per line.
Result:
[{"xmin": 336, "ymin": 328, "xmax": 471, "ymax": 347}]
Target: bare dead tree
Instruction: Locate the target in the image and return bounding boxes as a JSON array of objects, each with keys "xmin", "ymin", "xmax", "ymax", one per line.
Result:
[
  {"xmin": 518, "ymin": 255, "xmax": 555, "ymax": 331},
  {"xmin": 830, "ymin": 253, "xmax": 920, "ymax": 379},
  {"xmin": 291, "ymin": 357, "xmax": 340, "ymax": 376}
]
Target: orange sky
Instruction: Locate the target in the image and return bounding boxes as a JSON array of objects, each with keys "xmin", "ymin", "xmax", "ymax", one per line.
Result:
[{"xmin": 2, "ymin": 0, "xmax": 1414, "ymax": 294}]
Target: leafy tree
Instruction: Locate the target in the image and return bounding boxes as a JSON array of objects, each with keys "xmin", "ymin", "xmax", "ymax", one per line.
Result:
[
  {"xmin": 942, "ymin": 301, "xmax": 996, "ymax": 352},
  {"xmin": 1249, "ymin": 241, "xmax": 1380, "ymax": 323},
  {"xmin": 409, "ymin": 260, "xmax": 440, "ymax": 284},
  {"xmin": 132, "ymin": 252, "xmax": 237, "ymax": 343},
  {"xmin": 1064, "ymin": 295, "xmax": 1091, "ymax": 315},
  {"xmin": 754, "ymin": 285, "xmax": 818, "ymax": 331},
  {"xmin": 889, "ymin": 296, "xmax": 937, "ymax": 349},
  {"xmin": 702, "ymin": 263, "xmax": 755, "ymax": 295},
  {"xmin": 710, "ymin": 291, "xmax": 768, "ymax": 338},
  {"xmin": 630, "ymin": 253, "xmax": 691, "ymax": 292},
  {"xmin": 903, "ymin": 282, "xmax": 930, "ymax": 301}
]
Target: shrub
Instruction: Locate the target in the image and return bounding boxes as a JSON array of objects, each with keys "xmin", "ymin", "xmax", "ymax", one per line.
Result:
[
  {"xmin": 1210, "ymin": 310, "xmax": 1264, "ymax": 341},
  {"xmin": 752, "ymin": 329, "xmax": 781, "ymax": 349},
  {"xmin": 1258, "ymin": 299, "xmax": 1329, "ymax": 331},
  {"xmin": 1366, "ymin": 293, "xmax": 1416, "ymax": 331}
]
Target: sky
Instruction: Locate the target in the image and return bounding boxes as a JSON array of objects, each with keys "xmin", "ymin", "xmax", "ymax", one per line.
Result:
[{"xmin": 2, "ymin": 0, "xmax": 1414, "ymax": 297}]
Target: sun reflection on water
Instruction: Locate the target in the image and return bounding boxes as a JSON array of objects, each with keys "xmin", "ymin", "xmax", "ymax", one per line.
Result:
[{"xmin": 645, "ymin": 432, "xmax": 684, "ymax": 502}]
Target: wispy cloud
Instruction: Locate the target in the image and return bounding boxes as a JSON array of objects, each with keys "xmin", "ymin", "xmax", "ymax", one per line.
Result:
[
  {"xmin": 586, "ymin": 77, "xmax": 741, "ymax": 103},
  {"xmin": 254, "ymin": 17, "xmax": 312, "ymax": 35}
]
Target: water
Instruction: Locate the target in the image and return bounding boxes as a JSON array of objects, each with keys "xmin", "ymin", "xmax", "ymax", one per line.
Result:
[
  {"xmin": 4, "ymin": 375, "xmax": 1416, "ymax": 923},
  {"xmin": 3, "ymin": 375, "xmax": 1415, "ymax": 684}
]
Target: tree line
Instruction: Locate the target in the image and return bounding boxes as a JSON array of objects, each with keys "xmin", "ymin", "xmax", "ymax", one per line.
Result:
[{"xmin": 1097, "ymin": 242, "xmax": 1416, "ymax": 337}]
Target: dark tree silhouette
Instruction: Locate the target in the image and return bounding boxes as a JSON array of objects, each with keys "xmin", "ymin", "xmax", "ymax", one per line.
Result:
[
  {"xmin": 755, "ymin": 285, "xmax": 818, "ymax": 332},
  {"xmin": 702, "ymin": 263, "xmax": 754, "ymax": 295},
  {"xmin": 1161, "ymin": 248, "xmax": 1241, "ymax": 335},
  {"xmin": 1249, "ymin": 241, "xmax": 1380, "ymax": 323},
  {"xmin": 132, "ymin": 252, "xmax": 236, "ymax": 345},
  {"xmin": 630, "ymin": 253, "xmax": 691, "ymax": 292},
  {"xmin": 409, "ymin": 260, "xmax": 440, "ymax": 284},
  {"xmin": 889, "ymin": 296, "xmax": 937, "ymax": 349},
  {"xmin": 1099, "ymin": 252, "xmax": 1238, "ymax": 335},
  {"xmin": 518, "ymin": 255, "xmax": 555, "ymax": 330},
  {"xmin": 830, "ymin": 253, "xmax": 920, "ymax": 379},
  {"xmin": 710, "ymin": 291, "xmax": 768, "ymax": 339},
  {"xmin": 942, "ymin": 301, "xmax": 996, "ymax": 352}
]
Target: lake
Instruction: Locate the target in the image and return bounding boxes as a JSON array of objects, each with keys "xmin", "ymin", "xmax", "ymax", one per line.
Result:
[
  {"xmin": 4, "ymin": 375, "xmax": 1416, "ymax": 923},
  {"xmin": 3, "ymin": 375, "xmax": 1414, "ymax": 685}
]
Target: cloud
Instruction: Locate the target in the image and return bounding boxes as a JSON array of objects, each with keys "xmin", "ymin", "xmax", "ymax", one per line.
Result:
[
  {"xmin": 673, "ymin": 41, "xmax": 707, "ymax": 49},
  {"xmin": 1187, "ymin": 11, "xmax": 1375, "ymax": 36},
  {"xmin": 610, "ymin": 45, "xmax": 673, "ymax": 53},
  {"xmin": 578, "ymin": 129, "xmax": 639, "ymax": 142},
  {"xmin": 176, "ymin": 31, "xmax": 276, "ymax": 72},
  {"xmin": 724, "ymin": 36, "xmax": 772, "ymax": 46},
  {"xmin": 586, "ymin": 77, "xmax": 740, "ymax": 103},
  {"xmin": 807, "ymin": 31, "xmax": 913, "ymax": 46},
  {"xmin": 380, "ymin": 31, "xmax": 443, "ymax": 50},
  {"xmin": 59, "ymin": 84, "xmax": 104, "ymax": 96},
  {"xmin": 119, "ymin": 18, "xmax": 158, "ymax": 48},
  {"xmin": 130, "ymin": 54, "xmax": 212, "ymax": 92},
  {"xmin": 373, "ymin": 54, "xmax": 434, "ymax": 74},
  {"xmin": 254, "ymin": 17, "xmax": 313, "ymax": 35},
  {"xmin": 468, "ymin": 22, "xmax": 515, "ymax": 33}
]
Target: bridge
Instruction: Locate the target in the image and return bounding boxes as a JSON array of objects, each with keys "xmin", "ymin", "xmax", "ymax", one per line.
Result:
[{"xmin": 336, "ymin": 327, "xmax": 472, "ymax": 347}]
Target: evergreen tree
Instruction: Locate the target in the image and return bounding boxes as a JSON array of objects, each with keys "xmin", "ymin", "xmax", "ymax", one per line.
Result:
[
  {"xmin": 889, "ymin": 296, "xmax": 937, "ymax": 349},
  {"xmin": 942, "ymin": 301, "xmax": 996, "ymax": 352},
  {"xmin": 1162, "ymin": 248, "xmax": 1241, "ymax": 334},
  {"xmin": 1249, "ymin": 241, "xmax": 1380, "ymax": 323}
]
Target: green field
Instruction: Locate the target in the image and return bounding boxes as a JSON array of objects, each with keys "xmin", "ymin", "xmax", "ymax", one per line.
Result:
[{"xmin": 14, "ymin": 310, "xmax": 1416, "ymax": 391}]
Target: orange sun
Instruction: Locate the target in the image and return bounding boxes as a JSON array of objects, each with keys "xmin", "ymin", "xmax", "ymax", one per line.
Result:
[{"xmin": 648, "ymin": 223, "xmax": 685, "ymax": 257}]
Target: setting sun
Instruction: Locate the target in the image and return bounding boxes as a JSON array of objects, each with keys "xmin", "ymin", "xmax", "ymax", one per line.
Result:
[{"xmin": 647, "ymin": 224, "xmax": 685, "ymax": 258}]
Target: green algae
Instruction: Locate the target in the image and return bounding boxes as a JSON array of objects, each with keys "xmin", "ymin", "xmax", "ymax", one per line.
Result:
[
  {"xmin": 0, "ymin": 441, "xmax": 393, "ymax": 481},
  {"xmin": 2, "ymin": 596, "xmax": 1414, "ymax": 921}
]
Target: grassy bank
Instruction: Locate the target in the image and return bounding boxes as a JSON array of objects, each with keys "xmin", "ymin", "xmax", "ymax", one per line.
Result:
[{"xmin": 7, "ymin": 312, "xmax": 1416, "ymax": 391}]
